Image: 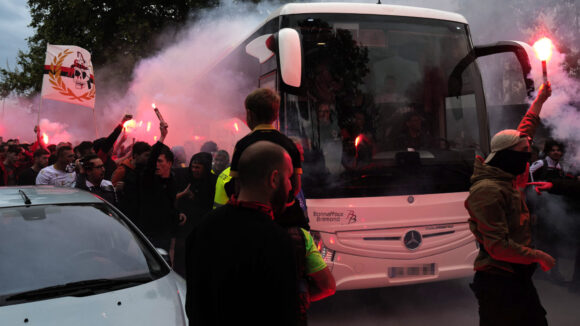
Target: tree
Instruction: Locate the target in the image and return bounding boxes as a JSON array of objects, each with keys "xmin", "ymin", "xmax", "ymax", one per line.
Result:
[
  {"xmin": 461, "ymin": 0, "xmax": 580, "ymax": 80},
  {"xmin": 0, "ymin": 0, "xmax": 219, "ymax": 97}
]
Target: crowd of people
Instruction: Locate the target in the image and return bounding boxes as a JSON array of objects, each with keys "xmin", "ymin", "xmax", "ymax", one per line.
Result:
[
  {"xmin": 3, "ymin": 83, "xmax": 580, "ymax": 324},
  {"xmin": 0, "ymin": 88, "xmax": 336, "ymax": 325}
]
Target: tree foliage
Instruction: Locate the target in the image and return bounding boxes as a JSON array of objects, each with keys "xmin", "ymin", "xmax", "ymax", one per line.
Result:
[
  {"xmin": 0, "ymin": 0, "xmax": 219, "ymax": 97},
  {"xmin": 461, "ymin": 0, "xmax": 580, "ymax": 80},
  {"xmin": 512, "ymin": 0, "xmax": 580, "ymax": 79}
]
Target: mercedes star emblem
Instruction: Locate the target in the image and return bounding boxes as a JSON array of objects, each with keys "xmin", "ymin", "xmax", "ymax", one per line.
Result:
[{"xmin": 403, "ymin": 230, "xmax": 422, "ymax": 250}]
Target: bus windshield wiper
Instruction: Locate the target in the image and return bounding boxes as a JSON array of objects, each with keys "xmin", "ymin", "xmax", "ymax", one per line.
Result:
[{"xmin": 3, "ymin": 275, "xmax": 152, "ymax": 302}]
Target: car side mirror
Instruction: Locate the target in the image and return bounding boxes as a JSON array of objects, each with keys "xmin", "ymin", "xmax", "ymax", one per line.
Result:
[{"xmin": 156, "ymin": 248, "xmax": 171, "ymax": 265}]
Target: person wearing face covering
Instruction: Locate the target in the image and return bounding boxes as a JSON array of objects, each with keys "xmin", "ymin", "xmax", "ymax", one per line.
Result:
[{"xmin": 466, "ymin": 82, "xmax": 554, "ymax": 326}]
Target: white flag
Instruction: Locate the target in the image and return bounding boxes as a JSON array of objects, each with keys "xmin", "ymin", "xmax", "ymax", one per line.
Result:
[{"xmin": 41, "ymin": 44, "xmax": 96, "ymax": 108}]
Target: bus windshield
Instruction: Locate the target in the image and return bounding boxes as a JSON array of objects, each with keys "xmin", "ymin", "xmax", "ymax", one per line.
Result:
[{"xmin": 280, "ymin": 13, "xmax": 485, "ymax": 198}]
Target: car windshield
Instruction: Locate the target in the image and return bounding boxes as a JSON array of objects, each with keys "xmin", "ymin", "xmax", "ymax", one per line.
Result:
[
  {"xmin": 280, "ymin": 13, "xmax": 484, "ymax": 198},
  {"xmin": 0, "ymin": 203, "xmax": 169, "ymax": 303}
]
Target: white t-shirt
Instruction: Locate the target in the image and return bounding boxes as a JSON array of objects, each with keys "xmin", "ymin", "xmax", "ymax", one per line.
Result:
[{"xmin": 36, "ymin": 165, "xmax": 76, "ymax": 187}]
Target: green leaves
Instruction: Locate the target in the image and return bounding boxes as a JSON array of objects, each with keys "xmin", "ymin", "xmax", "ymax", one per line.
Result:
[{"xmin": 1, "ymin": 0, "xmax": 218, "ymax": 97}]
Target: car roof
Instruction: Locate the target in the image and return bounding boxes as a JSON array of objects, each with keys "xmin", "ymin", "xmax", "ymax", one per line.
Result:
[
  {"xmin": 0, "ymin": 186, "xmax": 102, "ymax": 208},
  {"xmin": 266, "ymin": 2, "xmax": 468, "ymax": 24}
]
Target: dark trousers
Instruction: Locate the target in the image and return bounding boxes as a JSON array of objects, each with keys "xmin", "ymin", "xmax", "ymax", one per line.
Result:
[
  {"xmin": 470, "ymin": 271, "xmax": 547, "ymax": 326},
  {"xmin": 173, "ymin": 237, "xmax": 187, "ymax": 278}
]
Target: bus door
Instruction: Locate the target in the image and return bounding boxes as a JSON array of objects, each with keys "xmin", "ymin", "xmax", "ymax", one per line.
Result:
[{"xmin": 449, "ymin": 41, "xmax": 547, "ymax": 141}]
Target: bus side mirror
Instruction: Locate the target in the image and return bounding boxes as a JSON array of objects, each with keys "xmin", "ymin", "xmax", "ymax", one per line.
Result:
[{"xmin": 278, "ymin": 28, "xmax": 302, "ymax": 88}]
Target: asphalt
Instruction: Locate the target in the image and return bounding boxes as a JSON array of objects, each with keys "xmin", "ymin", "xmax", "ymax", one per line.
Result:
[{"xmin": 310, "ymin": 270, "xmax": 580, "ymax": 325}]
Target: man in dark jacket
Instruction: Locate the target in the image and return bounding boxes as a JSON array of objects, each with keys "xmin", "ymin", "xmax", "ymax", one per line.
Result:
[
  {"xmin": 17, "ymin": 148, "xmax": 49, "ymax": 185},
  {"xmin": 138, "ymin": 122, "xmax": 185, "ymax": 253},
  {"xmin": 113, "ymin": 141, "xmax": 151, "ymax": 224},
  {"xmin": 186, "ymin": 141, "xmax": 298, "ymax": 325},
  {"xmin": 75, "ymin": 154, "xmax": 117, "ymax": 206},
  {"xmin": 466, "ymin": 82, "xmax": 554, "ymax": 326}
]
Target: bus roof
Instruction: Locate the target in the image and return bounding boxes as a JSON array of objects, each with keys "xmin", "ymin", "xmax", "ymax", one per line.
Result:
[{"xmin": 266, "ymin": 2, "xmax": 468, "ymax": 24}]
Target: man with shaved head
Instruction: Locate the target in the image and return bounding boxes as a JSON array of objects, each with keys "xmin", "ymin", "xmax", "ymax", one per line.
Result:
[{"xmin": 186, "ymin": 141, "xmax": 298, "ymax": 325}]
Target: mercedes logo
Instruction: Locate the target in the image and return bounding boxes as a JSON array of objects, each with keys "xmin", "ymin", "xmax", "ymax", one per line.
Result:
[{"xmin": 403, "ymin": 230, "xmax": 422, "ymax": 250}]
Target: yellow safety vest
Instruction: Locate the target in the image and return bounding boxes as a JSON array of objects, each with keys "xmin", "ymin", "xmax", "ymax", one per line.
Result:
[{"xmin": 213, "ymin": 167, "xmax": 231, "ymax": 209}]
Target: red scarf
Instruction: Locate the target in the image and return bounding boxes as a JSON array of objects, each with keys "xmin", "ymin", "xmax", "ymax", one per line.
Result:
[{"xmin": 228, "ymin": 196, "xmax": 274, "ymax": 220}]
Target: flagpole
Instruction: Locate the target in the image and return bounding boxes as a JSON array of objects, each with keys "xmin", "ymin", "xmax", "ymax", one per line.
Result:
[
  {"xmin": 37, "ymin": 97, "xmax": 43, "ymax": 128},
  {"xmin": 92, "ymin": 108, "xmax": 99, "ymax": 138}
]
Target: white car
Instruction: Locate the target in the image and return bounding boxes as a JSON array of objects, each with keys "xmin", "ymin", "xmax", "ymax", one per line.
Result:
[{"xmin": 0, "ymin": 186, "xmax": 188, "ymax": 325}]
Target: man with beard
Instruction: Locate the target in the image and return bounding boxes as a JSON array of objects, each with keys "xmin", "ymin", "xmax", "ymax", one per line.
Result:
[
  {"xmin": 186, "ymin": 141, "xmax": 298, "ymax": 325},
  {"xmin": 173, "ymin": 152, "xmax": 217, "ymax": 276},
  {"xmin": 466, "ymin": 82, "xmax": 554, "ymax": 326},
  {"xmin": 18, "ymin": 148, "xmax": 49, "ymax": 185},
  {"xmin": 75, "ymin": 154, "xmax": 117, "ymax": 206}
]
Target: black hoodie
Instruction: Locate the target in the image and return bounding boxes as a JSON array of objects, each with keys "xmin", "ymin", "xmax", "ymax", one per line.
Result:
[{"xmin": 176, "ymin": 152, "xmax": 217, "ymax": 237}]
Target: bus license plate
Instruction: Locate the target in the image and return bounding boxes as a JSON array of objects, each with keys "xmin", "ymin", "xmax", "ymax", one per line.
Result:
[{"xmin": 388, "ymin": 263, "xmax": 436, "ymax": 278}]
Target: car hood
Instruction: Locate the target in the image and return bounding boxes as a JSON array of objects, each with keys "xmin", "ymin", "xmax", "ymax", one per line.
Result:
[{"xmin": 1, "ymin": 272, "xmax": 188, "ymax": 325}]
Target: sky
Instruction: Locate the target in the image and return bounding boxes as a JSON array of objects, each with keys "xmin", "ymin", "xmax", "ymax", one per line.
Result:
[{"xmin": 0, "ymin": 0, "xmax": 33, "ymax": 70}]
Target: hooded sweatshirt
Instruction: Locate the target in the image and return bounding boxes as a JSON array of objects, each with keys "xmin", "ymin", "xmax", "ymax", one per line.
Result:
[
  {"xmin": 465, "ymin": 107, "xmax": 541, "ymax": 275},
  {"xmin": 176, "ymin": 152, "xmax": 217, "ymax": 237},
  {"xmin": 466, "ymin": 158, "xmax": 539, "ymax": 275}
]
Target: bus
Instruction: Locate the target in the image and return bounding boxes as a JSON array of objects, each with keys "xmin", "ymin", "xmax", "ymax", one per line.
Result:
[{"xmin": 217, "ymin": 2, "xmax": 537, "ymax": 290}]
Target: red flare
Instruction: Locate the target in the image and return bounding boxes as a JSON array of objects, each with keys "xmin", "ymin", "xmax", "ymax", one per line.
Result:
[
  {"xmin": 146, "ymin": 121, "xmax": 152, "ymax": 132},
  {"xmin": 123, "ymin": 119, "xmax": 136, "ymax": 133},
  {"xmin": 42, "ymin": 133, "xmax": 49, "ymax": 145},
  {"xmin": 533, "ymin": 37, "xmax": 553, "ymax": 62},
  {"xmin": 234, "ymin": 122, "xmax": 239, "ymax": 132},
  {"xmin": 355, "ymin": 134, "xmax": 363, "ymax": 148}
]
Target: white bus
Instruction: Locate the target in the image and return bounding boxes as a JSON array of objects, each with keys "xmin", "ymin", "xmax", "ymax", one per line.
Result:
[{"xmin": 219, "ymin": 2, "xmax": 536, "ymax": 290}]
